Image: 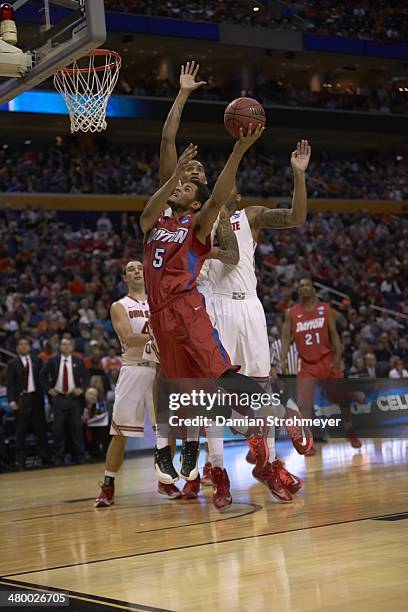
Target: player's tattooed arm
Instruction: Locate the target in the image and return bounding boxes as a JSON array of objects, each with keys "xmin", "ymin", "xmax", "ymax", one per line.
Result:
[
  {"xmin": 280, "ymin": 309, "xmax": 293, "ymax": 375},
  {"xmin": 195, "ymin": 124, "xmax": 265, "ymax": 243},
  {"xmin": 207, "ymin": 207, "xmax": 239, "ymax": 265},
  {"xmin": 140, "ymin": 144, "xmax": 198, "ymax": 234},
  {"xmin": 247, "ymin": 140, "xmax": 311, "ymax": 231},
  {"xmin": 111, "ymin": 303, "xmax": 148, "ymax": 349},
  {"xmin": 328, "ymin": 308, "xmax": 343, "ymax": 370},
  {"xmin": 159, "ymin": 61, "xmax": 206, "ymax": 186}
]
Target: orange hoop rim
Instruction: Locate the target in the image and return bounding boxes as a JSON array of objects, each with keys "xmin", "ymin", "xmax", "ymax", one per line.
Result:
[{"xmin": 56, "ymin": 49, "xmax": 121, "ymax": 75}]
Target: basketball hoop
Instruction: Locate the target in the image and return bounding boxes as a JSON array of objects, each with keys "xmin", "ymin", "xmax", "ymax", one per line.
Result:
[{"xmin": 54, "ymin": 49, "xmax": 121, "ymax": 133}]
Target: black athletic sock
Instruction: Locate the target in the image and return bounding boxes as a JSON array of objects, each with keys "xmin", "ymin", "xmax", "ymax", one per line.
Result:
[{"xmin": 104, "ymin": 476, "xmax": 115, "ymax": 486}]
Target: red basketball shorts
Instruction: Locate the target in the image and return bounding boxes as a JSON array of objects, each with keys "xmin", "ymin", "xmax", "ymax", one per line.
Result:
[
  {"xmin": 150, "ymin": 290, "xmax": 239, "ymax": 379},
  {"xmin": 296, "ymin": 352, "xmax": 345, "ymax": 409}
]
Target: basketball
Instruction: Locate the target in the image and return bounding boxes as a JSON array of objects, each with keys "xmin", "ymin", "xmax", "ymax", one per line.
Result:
[{"xmin": 224, "ymin": 97, "xmax": 266, "ymax": 139}]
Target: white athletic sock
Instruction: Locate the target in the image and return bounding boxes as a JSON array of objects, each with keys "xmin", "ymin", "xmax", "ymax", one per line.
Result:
[
  {"xmin": 206, "ymin": 430, "xmax": 224, "ymax": 468},
  {"xmin": 267, "ymin": 425, "xmax": 276, "ymax": 462},
  {"xmin": 156, "ymin": 434, "xmax": 169, "ymax": 450}
]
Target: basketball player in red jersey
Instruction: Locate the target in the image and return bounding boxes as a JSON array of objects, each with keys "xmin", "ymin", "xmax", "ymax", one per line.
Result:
[
  {"xmin": 281, "ymin": 278, "xmax": 362, "ymax": 453},
  {"xmin": 140, "ymin": 126, "xmax": 278, "ymax": 509},
  {"xmin": 149, "ymin": 61, "xmax": 240, "ymax": 506}
]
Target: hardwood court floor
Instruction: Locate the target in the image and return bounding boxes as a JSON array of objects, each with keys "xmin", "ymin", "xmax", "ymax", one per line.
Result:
[{"xmin": 1, "ymin": 438, "xmax": 408, "ymax": 611}]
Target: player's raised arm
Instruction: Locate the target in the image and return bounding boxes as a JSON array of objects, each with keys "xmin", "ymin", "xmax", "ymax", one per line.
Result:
[
  {"xmin": 206, "ymin": 205, "xmax": 239, "ymax": 265},
  {"xmin": 194, "ymin": 124, "xmax": 264, "ymax": 243},
  {"xmin": 280, "ymin": 309, "xmax": 294, "ymax": 374},
  {"xmin": 111, "ymin": 302, "xmax": 148, "ymax": 349},
  {"xmin": 140, "ymin": 144, "xmax": 198, "ymax": 234},
  {"xmin": 159, "ymin": 61, "xmax": 206, "ymax": 186},
  {"xmin": 247, "ymin": 140, "xmax": 311, "ymax": 231},
  {"xmin": 328, "ymin": 308, "xmax": 343, "ymax": 370}
]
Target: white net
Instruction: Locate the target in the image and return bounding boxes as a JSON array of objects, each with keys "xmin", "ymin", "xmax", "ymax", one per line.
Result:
[{"xmin": 54, "ymin": 49, "xmax": 121, "ymax": 133}]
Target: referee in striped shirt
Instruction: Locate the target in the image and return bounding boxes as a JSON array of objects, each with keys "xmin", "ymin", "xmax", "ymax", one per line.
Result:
[{"xmin": 270, "ymin": 338, "xmax": 298, "ymax": 377}]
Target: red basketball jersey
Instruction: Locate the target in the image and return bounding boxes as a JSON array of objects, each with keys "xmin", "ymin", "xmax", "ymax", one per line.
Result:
[
  {"xmin": 143, "ymin": 211, "xmax": 211, "ymax": 312},
  {"xmin": 290, "ymin": 300, "xmax": 333, "ymax": 363}
]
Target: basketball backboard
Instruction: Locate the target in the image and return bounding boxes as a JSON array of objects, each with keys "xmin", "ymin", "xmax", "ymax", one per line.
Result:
[{"xmin": 0, "ymin": 0, "xmax": 106, "ymax": 105}]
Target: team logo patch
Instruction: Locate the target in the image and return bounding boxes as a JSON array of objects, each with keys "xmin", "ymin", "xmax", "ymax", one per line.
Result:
[
  {"xmin": 231, "ymin": 212, "xmax": 240, "ymax": 220},
  {"xmin": 180, "ymin": 216, "xmax": 190, "ymax": 224}
]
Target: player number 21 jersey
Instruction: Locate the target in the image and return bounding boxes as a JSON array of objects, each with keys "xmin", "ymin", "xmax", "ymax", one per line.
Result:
[{"xmin": 290, "ymin": 300, "xmax": 333, "ymax": 363}]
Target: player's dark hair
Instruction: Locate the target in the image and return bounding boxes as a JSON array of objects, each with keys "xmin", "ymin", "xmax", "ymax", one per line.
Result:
[{"xmin": 191, "ymin": 181, "xmax": 211, "ymax": 210}]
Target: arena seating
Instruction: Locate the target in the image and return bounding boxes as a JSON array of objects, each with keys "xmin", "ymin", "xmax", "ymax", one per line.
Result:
[{"xmin": 104, "ymin": 1, "xmax": 408, "ymax": 44}]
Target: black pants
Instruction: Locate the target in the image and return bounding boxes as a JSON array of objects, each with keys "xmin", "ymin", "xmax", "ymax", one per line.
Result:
[
  {"xmin": 52, "ymin": 395, "xmax": 84, "ymax": 462},
  {"xmin": 15, "ymin": 393, "xmax": 48, "ymax": 461}
]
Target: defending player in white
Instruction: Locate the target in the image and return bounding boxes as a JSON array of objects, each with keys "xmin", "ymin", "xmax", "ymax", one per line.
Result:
[{"xmin": 95, "ymin": 261, "xmax": 158, "ymax": 507}]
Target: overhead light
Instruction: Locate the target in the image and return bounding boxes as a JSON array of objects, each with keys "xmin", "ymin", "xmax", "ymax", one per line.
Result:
[{"xmin": 240, "ymin": 1, "xmax": 264, "ymax": 13}]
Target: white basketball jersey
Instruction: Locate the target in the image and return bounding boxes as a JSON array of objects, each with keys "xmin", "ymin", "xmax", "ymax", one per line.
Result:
[
  {"xmin": 117, "ymin": 295, "xmax": 149, "ymax": 364},
  {"xmin": 197, "ymin": 215, "xmax": 219, "ymax": 286},
  {"xmin": 209, "ymin": 209, "xmax": 257, "ymax": 294}
]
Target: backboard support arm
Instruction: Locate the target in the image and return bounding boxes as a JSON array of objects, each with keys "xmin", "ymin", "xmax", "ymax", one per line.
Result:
[{"xmin": 0, "ymin": 0, "xmax": 105, "ymax": 105}]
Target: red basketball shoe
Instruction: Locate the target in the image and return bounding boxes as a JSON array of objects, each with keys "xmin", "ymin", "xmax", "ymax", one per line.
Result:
[
  {"xmin": 272, "ymin": 459, "xmax": 303, "ymax": 495},
  {"xmin": 284, "ymin": 406, "xmax": 314, "ymax": 455},
  {"xmin": 95, "ymin": 483, "xmax": 114, "ymax": 508},
  {"xmin": 201, "ymin": 462, "xmax": 213, "ymax": 486},
  {"xmin": 346, "ymin": 432, "xmax": 362, "ymax": 449},
  {"xmin": 158, "ymin": 482, "xmax": 182, "ymax": 499},
  {"xmin": 182, "ymin": 475, "xmax": 201, "ymax": 499},
  {"xmin": 252, "ymin": 463, "xmax": 292, "ymax": 503},
  {"xmin": 210, "ymin": 467, "xmax": 232, "ymax": 511},
  {"xmin": 245, "ymin": 449, "xmax": 257, "ymax": 465},
  {"xmin": 247, "ymin": 434, "xmax": 269, "ymax": 470},
  {"xmin": 305, "ymin": 445, "xmax": 317, "ymax": 456}
]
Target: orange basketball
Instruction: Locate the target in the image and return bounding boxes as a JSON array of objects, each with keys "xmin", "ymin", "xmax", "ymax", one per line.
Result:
[{"xmin": 224, "ymin": 97, "xmax": 266, "ymax": 139}]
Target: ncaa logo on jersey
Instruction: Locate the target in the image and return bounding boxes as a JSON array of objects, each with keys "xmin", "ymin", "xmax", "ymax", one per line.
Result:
[
  {"xmin": 231, "ymin": 212, "xmax": 240, "ymax": 220},
  {"xmin": 180, "ymin": 216, "xmax": 190, "ymax": 224},
  {"xmin": 318, "ymin": 307, "xmax": 325, "ymax": 315}
]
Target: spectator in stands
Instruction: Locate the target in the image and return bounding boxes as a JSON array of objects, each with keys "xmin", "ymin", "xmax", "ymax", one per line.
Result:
[
  {"xmin": 348, "ymin": 356, "xmax": 369, "ymax": 379},
  {"xmin": 101, "ymin": 347, "xmax": 122, "ymax": 375},
  {"xmin": 40, "ymin": 338, "xmax": 89, "ymax": 465},
  {"xmin": 396, "ymin": 337, "xmax": 408, "ymax": 367},
  {"xmin": 374, "ymin": 337, "xmax": 392, "ymax": 365},
  {"xmin": 364, "ymin": 353, "xmax": 382, "ymax": 379},
  {"xmin": 389, "ymin": 358, "xmax": 408, "ymax": 379},
  {"xmin": 377, "ymin": 311, "xmax": 399, "ymax": 334},
  {"xmin": 6, "ymin": 337, "xmax": 49, "ymax": 469}
]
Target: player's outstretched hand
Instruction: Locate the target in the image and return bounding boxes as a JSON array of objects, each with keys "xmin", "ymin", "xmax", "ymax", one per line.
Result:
[
  {"xmin": 234, "ymin": 123, "xmax": 265, "ymax": 153},
  {"xmin": 291, "ymin": 139, "xmax": 311, "ymax": 173},
  {"xmin": 174, "ymin": 143, "xmax": 198, "ymax": 177},
  {"xmin": 180, "ymin": 61, "xmax": 206, "ymax": 93}
]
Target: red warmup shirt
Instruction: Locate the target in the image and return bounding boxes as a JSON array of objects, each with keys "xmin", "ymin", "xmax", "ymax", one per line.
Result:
[
  {"xmin": 290, "ymin": 300, "xmax": 333, "ymax": 364},
  {"xmin": 143, "ymin": 211, "xmax": 210, "ymax": 313}
]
